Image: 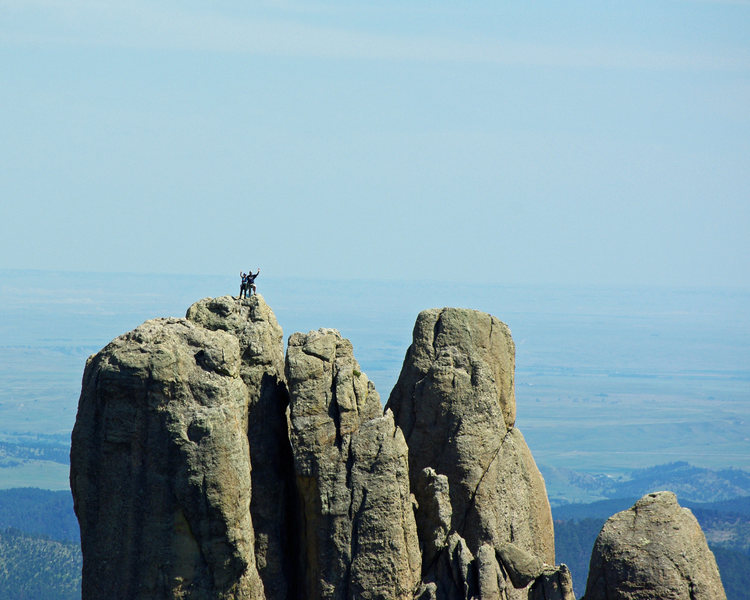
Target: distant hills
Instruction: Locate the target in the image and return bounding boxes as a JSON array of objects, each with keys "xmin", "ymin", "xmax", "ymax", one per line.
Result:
[{"xmin": 541, "ymin": 461, "xmax": 750, "ymax": 505}]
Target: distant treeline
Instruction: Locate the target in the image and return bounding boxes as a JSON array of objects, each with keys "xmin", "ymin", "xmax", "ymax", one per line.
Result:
[
  {"xmin": 1, "ymin": 488, "xmax": 748, "ymax": 600},
  {"xmin": 0, "ymin": 528, "xmax": 81, "ymax": 600},
  {"xmin": 0, "ymin": 488, "xmax": 79, "ymax": 543}
]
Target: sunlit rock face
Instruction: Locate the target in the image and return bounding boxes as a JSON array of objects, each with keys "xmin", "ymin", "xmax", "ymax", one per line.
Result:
[
  {"xmin": 386, "ymin": 307, "xmax": 557, "ymax": 599},
  {"xmin": 585, "ymin": 491, "xmax": 727, "ymax": 600},
  {"xmin": 70, "ymin": 317, "xmax": 264, "ymax": 600},
  {"xmin": 285, "ymin": 328, "xmax": 421, "ymax": 600},
  {"xmin": 187, "ymin": 295, "xmax": 298, "ymax": 600}
]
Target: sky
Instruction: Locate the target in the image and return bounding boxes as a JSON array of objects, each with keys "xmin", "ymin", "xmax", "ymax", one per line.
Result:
[{"xmin": 1, "ymin": 1, "xmax": 749, "ymax": 287}]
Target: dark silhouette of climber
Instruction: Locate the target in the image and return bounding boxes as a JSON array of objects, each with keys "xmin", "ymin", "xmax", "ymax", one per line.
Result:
[
  {"xmin": 239, "ymin": 271, "xmax": 248, "ymax": 299},
  {"xmin": 245, "ymin": 269, "xmax": 260, "ymax": 297}
]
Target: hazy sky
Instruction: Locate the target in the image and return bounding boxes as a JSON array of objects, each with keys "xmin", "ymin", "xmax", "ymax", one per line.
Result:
[{"xmin": 2, "ymin": 1, "xmax": 749, "ymax": 287}]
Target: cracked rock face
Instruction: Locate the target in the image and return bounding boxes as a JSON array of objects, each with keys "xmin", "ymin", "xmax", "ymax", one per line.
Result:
[
  {"xmin": 70, "ymin": 318, "xmax": 264, "ymax": 600},
  {"xmin": 584, "ymin": 491, "xmax": 726, "ymax": 600},
  {"xmin": 186, "ymin": 295, "xmax": 298, "ymax": 600},
  {"xmin": 285, "ymin": 328, "xmax": 421, "ymax": 600},
  {"xmin": 386, "ymin": 308, "xmax": 554, "ymax": 569}
]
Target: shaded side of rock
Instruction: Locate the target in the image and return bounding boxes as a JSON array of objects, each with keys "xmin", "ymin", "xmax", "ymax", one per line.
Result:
[
  {"xmin": 187, "ymin": 295, "xmax": 299, "ymax": 600},
  {"xmin": 584, "ymin": 491, "xmax": 726, "ymax": 600},
  {"xmin": 416, "ymin": 533, "xmax": 478, "ymax": 600},
  {"xmin": 414, "ymin": 467, "xmax": 453, "ymax": 569},
  {"xmin": 528, "ymin": 565, "xmax": 575, "ymax": 600},
  {"xmin": 285, "ymin": 328, "xmax": 421, "ymax": 600},
  {"xmin": 385, "ymin": 308, "xmax": 554, "ymax": 566},
  {"xmin": 70, "ymin": 318, "xmax": 264, "ymax": 600}
]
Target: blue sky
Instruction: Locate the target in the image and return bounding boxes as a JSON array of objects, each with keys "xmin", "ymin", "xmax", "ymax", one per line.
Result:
[{"xmin": 1, "ymin": 1, "xmax": 748, "ymax": 286}]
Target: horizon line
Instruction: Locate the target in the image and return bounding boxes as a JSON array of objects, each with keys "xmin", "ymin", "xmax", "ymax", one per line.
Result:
[{"xmin": 2, "ymin": 267, "xmax": 749, "ymax": 293}]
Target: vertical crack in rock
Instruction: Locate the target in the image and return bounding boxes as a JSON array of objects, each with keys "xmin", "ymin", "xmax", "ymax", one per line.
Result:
[
  {"xmin": 431, "ymin": 311, "xmax": 443, "ymax": 360},
  {"xmin": 286, "ymin": 328, "xmax": 420, "ymax": 600},
  {"xmin": 386, "ymin": 308, "xmax": 554, "ymax": 568},
  {"xmin": 186, "ymin": 295, "xmax": 299, "ymax": 600},
  {"xmin": 330, "ymin": 372, "xmax": 343, "ymax": 449},
  {"xmin": 345, "ymin": 441, "xmax": 355, "ymax": 520}
]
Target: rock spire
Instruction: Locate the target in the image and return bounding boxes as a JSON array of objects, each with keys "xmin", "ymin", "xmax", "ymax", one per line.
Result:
[
  {"xmin": 186, "ymin": 295, "xmax": 298, "ymax": 600},
  {"xmin": 386, "ymin": 307, "xmax": 564, "ymax": 599},
  {"xmin": 285, "ymin": 328, "xmax": 421, "ymax": 600}
]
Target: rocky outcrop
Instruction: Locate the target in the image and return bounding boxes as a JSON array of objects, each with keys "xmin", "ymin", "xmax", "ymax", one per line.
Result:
[
  {"xmin": 386, "ymin": 308, "xmax": 555, "ymax": 598},
  {"xmin": 584, "ymin": 491, "xmax": 726, "ymax": 600},
  {"xmin": 71, "ymin": 297, "xmax": 726, "ymax": 600},
  {"xmin": 285, "ymin": 328, "xmax": 421, "ymax": 600},
  {"xmin": 413, "ymin": 536, "xmax": 576, "ymax": 600},
  {"xmin": 186, "ymin": 295, "xmax": 299, "ymax": 600},
  {"xmin": 70, "ymin": 318, "xmax": 264, "ymax": 600}
]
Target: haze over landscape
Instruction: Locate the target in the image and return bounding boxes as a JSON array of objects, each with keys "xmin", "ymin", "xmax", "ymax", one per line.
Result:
[
  {"xmin": 1, "ymin": 1, "xmax": 749, "ymax": 599},
  {"xmin": 1, "ymin": 271, "xmax": 749, "ymax": 491}
]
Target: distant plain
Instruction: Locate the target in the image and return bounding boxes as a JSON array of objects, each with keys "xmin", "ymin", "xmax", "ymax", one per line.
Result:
[{"xmin": 1, "ymin": 269, "xmax": 748, "ymax": 490}]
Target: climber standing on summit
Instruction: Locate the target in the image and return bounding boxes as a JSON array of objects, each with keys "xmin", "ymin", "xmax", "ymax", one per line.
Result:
[
  {"xmin": 245, "ymin": 268, "xmax": 260, "ymax": 297},
  {"xmin": 239, "ymin": 271, "xmax": 248, "ymax": 299}
]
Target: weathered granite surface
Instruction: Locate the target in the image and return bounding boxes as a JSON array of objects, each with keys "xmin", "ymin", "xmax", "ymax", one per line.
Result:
[
  {"xmin": 70, "ymin": 317, "xmax": 264, "ymax": 600},
  {"xmin": 71, "ymin": 299, "xmax": 727, "ymax": 600},
  {"xmin": 286, "ymin": 328, "xmax": 421, "ymax": 600},
  {"xmin": 186, "ymin": 295, "xmax": 299, "ymax": 600},
  {"xmin": 584, "ymin": 491, "xmax": 726, "ymax": 600},
  {"xmin": 386, "ymin": 308, "xmax": 555, "ymax": 598}
]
